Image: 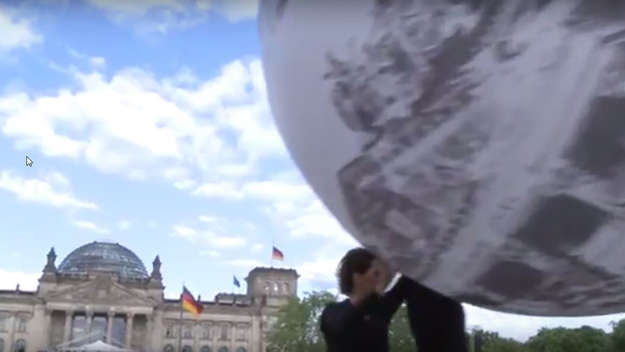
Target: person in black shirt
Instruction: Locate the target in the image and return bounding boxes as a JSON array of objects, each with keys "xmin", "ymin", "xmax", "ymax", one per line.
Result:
[{"xmin": 320, "ymin": 247, "xmax": 468, "ymax": 352}]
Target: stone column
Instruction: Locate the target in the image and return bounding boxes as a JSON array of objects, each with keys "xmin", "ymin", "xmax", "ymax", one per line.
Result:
[
  {"xmin": 86, "ymin": 311, "xmax": 94, "ymax": 337},
  {"xmin": 63, "ymin": 310, "xmax": 74, "ymax": 343},
  {"xmin": 44, "ymin": 309, "xmax": 53, "ymax": 347},
  {"xmin": 230, "ymin": 322, "xmax": 236, "ymax": 349},
  {"xmin": 107, "ymin": 311, "xmax": 115, "ymax": 344},
  {"xmin": 145, "ymin": 314, "xmax": 153, "ymax": 350},
  {"xmin": 7, "ymin": 312, "xmax": 16, "ymax": 350},
  {"xmin": 125, "ymin": 312, "xmax": 135, "ymax": 347},
  {"xmin": 192, "ymin": 321, "xmax": 199, "ymax": 352}
]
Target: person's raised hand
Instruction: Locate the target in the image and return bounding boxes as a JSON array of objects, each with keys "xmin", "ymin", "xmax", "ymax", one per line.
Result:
[{"xmin": 351, "ymin": 268, "xmax": 378, "ymax": 305}]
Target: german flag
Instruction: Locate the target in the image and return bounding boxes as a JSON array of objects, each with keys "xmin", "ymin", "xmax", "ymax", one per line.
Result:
[
  {"xmin": 181, "ymin": 286, "xmax": 203, "ymax": 316},
  {"xmin": 272, "ymin": 246, "xmax": 284, "ymax": 261}
]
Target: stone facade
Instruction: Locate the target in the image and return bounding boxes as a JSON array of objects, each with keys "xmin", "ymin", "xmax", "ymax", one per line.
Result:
[{"xmin": 0, "ymin": 242, "xmax": 299, "ymax": 352}]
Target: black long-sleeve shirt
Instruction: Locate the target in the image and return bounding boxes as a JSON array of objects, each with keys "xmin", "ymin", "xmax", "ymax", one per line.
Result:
[
  {"xmin": 320, "ymin": 276, "xmax": 467, "ymax": 352},
  {"xmin": 404, "ymin": 279, "xmax": 468, "ymax": 352},
  {"xmin": 320, "ymin": 276, "xmax": 411, "ymax": 352}
]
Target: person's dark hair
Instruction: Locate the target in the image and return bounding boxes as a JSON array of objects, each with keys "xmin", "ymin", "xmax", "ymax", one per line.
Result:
[{"xmin": 337, "ymin": 247, "xmax": 377, "ymax": 295}]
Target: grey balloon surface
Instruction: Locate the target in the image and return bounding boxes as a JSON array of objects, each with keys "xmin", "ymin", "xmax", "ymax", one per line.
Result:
[{"xmin": 259, "ymin": 0, "xmax": 625, "ymax": 316}]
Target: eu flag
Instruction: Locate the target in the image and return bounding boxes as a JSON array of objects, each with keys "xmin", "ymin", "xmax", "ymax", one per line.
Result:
[{"xmin": 233, "ymin": 276, "xmax": 241, "ymax": 288}]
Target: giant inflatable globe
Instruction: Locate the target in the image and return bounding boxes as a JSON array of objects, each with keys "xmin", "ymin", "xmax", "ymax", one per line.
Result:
[{"xmin": 258, "ymin": 0, "xmax": 625, "ymax": 316}]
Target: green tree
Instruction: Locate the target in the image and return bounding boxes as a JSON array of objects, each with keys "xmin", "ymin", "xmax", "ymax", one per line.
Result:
[
  {"xmin": 468, "ymin": 328, "xmax": 526, "ymax": 352},
  {"xmin": 526, "ymin": 326, "xmax": 610, "ymax": 352},
  {"xmin": 471, "ymin": 328, "xmax": 501, "ymax": 350},
  {"xmin": 388, "ymin": 304, "xmax": 415, "ymax": 352},
  {"xmin": 483, "ymin": 336, "xmax": 527, "ymax": 352},
  {"xmin": 610, "ymin": 319, "xmax": 625, "ymax": 352},
  {"xmin": 266, "ymin": 290, "xmax": 336, "ymax": 352}
]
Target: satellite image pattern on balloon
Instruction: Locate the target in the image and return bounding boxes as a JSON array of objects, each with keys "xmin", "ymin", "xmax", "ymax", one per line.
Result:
[{"xmin": 259, "ymin": 0, "xmax": 625, "ymax": 316}]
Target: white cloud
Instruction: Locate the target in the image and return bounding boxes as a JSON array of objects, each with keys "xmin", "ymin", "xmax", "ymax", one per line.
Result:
[
  {"xmin": 86, "ymin": 0, "xmax": 185, "ymax": 17},
  {"xmin": 242, "ymin": 181, "xmax": 312, "ymax": 201},
  {"xmin": 198, "ymin": 215, "xmax": 217, "ymax": 223},
  {"xmin": 73, "ymin": 220, "xmax": 110, "ymax": 234},
  {"xmin": 200, "ymin": 250, "xmax": 220, "ymax": 258},
  {"xmin": 250, "ymin": 243, "xmax": 263, "ymax": 253},
  {"xmin": 90, "ymin": 57, "xmax": 106, "ymax": 69},
  {"xmin": 213, "ymin": 0, "xmax": 259, "ymax": 22},
  {"xmin": 190, "ymin": 176, "xmax": 359, "ymax": 247},
  {"xmin": 216, "ymin": 164, "xmax": 253, "ymax": 178},
  {"xmin": 68, "ymin": 48, "xmax": 106, "ymax": 70},
  {"xmin": 45, "ymin": 171, "xmax": 70, "ymax": 188},
  {"xmin": 283, "ymin": 200, "xmax": 358, "ymax": 246},
  {"xmin": 172, "ymin": 225, "xmax": 197, "ymax": 240},
  {"xmin": 192, "ymin": 180, "xmax": 312, "ymax": 202},
  {"xmin": 0, "ymin": 6, "xmax": 42, "ymax": 52},
  {"xmin": 0, "ymin": 170, "xmax": 98, "ymax": 210},
  {"xmin": 212, "ymin": 235, "xmax": 246, "ymax": 248},
  {"xmin": 297, "ymin": 257, "xmax": 340, "ymax": 287},
  {"xmin": 85, "ymin": 0, "xmax": 257, "ymax": 33},
  {"xmin": 0, "ymin": 59, "xmax": 279, "ymax": 196},
  {"xmin": 0, "ymin": 58, "xmax": 282, "ymax": 199},
  {"xmin": 166, "ymin": 67, "xmax": 197, "ymax": 86},
  {"xmin": 224, "ymin": 259, "xmax": 264, "ymax": 268},
  {"xmin": 171, "ymin": 225, "xmax": 247, "ymax": 249},
  {"xmin": 118, "ymin": 220, "xmax": 131, "ymax": 230},
  {"xmin": 193, "ymin": 182, "xmax": 243, "ymax": 200},
  {"xmin": 174, "ymin": 179, "xmax": 197, "ymax": 191},
  {"xmin": 0, "ymin": 269, "xmax": 40, "ymax": 291}
]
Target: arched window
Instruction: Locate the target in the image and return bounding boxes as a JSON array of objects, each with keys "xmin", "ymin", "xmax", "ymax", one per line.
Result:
[
  {"xmin": 13, "ymin": 339, "xmax": 25, "ymax": 352},
  {"xmin": 0, "ymin": 338, "xmax": 4, "ymax": 352},
  {"xmin": 182, "ymin": 346, "xmax": 192, "ymax": 352},
  {"xmin": 283, "ymin": 282, "xmax": 289, "ymax": 294},
  {"xmin": 218, "ymin": 347, "xmax": 228, "ymax": 352},
  {"xmin": 236, "ymin": 348, "xmax": 247, "ymax": 352},
  {"xmin": 272, "ymin": 282, "xmax": 279, "ymax": 293},
  {"xmin": 200, "ymin": 346, "xmax": 211, "ymax": 352},
  {"xmin": 163, "ymin": 344, "xmax": 174, "ymax": 352}
]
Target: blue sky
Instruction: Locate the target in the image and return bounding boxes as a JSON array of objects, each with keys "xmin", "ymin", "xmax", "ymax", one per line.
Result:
[{"xmin": 1, "ymin": 0, "xmax": 624, "ymax": 342}]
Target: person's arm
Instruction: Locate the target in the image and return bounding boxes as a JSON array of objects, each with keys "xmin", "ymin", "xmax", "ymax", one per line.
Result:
[
  {"xmin": 378, "ymin": 275, "xmax": 412, "ymax": 323},
  {"xmin": 320, "ymin": 294, "xmax": 379, "ymax": 338},
  {"xmin": 404, "ymin": 280, "xmax": 468, "ymax": 352}
]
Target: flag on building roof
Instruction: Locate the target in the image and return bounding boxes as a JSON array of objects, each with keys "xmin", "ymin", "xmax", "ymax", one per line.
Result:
[
  {"xmin": 181, "ymin": 286, "xmax": 203, "ymax": 316},
  {"xmin": 272, "ymin": 246, "xmax": 284, "ymax": 261},
  {"xmin": 233, "ymin": 275, "xmax": 241, "ymax": 288}
]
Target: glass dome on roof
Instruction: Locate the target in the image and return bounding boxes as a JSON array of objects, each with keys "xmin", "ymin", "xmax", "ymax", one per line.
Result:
[{"xmin": 58, "ymin": 241, "xmax": 149, "ymax": 280}]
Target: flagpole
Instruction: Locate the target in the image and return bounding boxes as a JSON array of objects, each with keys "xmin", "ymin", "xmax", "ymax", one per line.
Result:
[
  {"xmin": 271, "ymin": 235, "xmax": 274, "ymax": 268},
  {"xmin": 178, "ymin": 285, "xmax": 183, "ymax": 352}
]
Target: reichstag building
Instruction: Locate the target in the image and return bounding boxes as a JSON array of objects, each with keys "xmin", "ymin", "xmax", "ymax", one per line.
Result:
[{"xmin": 0, "ymin": 241, "xmax": 299, "ymax": 352}]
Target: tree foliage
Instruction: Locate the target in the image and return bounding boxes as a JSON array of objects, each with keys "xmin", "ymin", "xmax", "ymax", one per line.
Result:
[
  {"xmin": 266, "ymin": 291, "xmax": 337, "ymax": 352},
  {"xmin": 265, "ymin": 290, "xmax": 625, "ymax": 352},
  {"xmin": 525, "ymin": 326, "xmax": 611, "ymax": 352},
  {"xmin": 469, "ymin": 328, "xmax": 527, "ymax": 352},
  {"xmin": 611, "ymin": 319, "xmax": 625, "ymax": 352},
  {"xmin": 388, "ymin": 304, "xmax": 415, "ymax": 352}
]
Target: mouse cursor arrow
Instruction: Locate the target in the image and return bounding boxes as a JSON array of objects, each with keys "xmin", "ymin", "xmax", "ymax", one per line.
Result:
[{"xmin": 25, "ymin": 155, "xmax": 33, "ymax": 167}]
